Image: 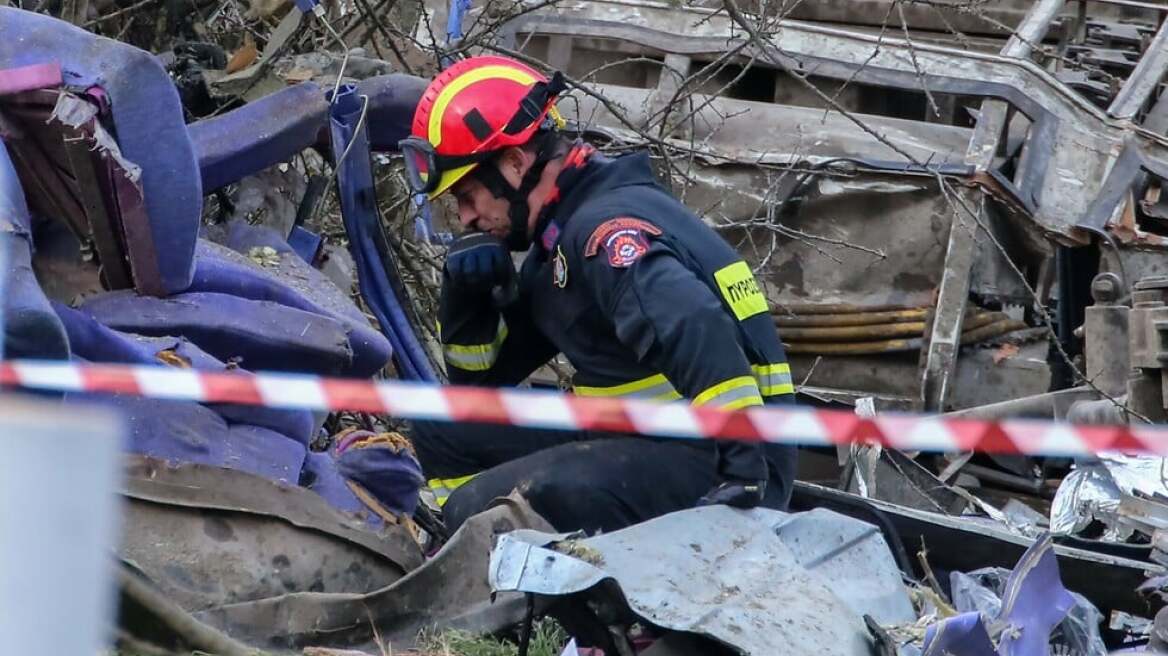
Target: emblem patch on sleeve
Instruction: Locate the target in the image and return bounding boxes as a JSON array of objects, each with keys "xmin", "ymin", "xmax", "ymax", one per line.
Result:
[
  {"xmin": 553, "ymin": 244, "xmax": 569, "ymax": 288},
  {"xmin": 585, "ymin": 217, "xmax": 662, "ymax": 268}
]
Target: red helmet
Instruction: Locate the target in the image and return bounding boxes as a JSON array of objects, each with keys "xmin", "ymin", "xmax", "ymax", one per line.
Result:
[{"xmin": 400, "ymin": 55, "xmax": 565, "ymax": 199}]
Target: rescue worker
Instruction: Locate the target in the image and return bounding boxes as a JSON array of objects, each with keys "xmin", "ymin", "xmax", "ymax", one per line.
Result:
[{"xmin": 400, "ymin": 55, "xmax": 797, "ymax": 533}]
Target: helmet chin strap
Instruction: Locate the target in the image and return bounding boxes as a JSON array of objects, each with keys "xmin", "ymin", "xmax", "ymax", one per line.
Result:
[{"xmin": 472, "ymin": 131, "xmax": 560, "ymax": 251}]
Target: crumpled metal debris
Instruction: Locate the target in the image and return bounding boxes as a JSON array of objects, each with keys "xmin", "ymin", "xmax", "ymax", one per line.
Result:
[
  {"xmin": 119, "ymin": 455, "xmax": 421, "ymax": 613},
  {"xmin": 1050, "ymin": 454, "xmax": 1168, "ymax": 540},
  {"xmin": 490, "ymin": 506, "xmax": 916, "ymax": 656},
  {"xmin": 195, "ymin": 493, "xmax": 554, "ymax": 653}
]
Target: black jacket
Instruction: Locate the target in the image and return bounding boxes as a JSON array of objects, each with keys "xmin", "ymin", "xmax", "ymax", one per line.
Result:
[{"xmin": 438, "ymin": 145, "xmax": 795, "ymax": 484}]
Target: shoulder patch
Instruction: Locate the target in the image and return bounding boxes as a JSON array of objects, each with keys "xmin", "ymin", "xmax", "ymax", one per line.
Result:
[
  {"xmin": 585, "ymin": 218, "xmax": 662, "ymax": 257},
  {"xmin": 584, "ymin": 218, "xmax": 663, "ymax": 268}
]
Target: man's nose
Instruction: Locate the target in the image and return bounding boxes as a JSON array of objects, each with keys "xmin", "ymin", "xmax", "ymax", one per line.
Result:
[{"xmin": 457, "ymin": 203, "xmax": 479, "ymax": 230}]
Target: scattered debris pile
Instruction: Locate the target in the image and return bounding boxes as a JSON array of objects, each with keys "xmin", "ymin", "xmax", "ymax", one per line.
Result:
[{"xmin": 8, "ymin": 0, "xmax": 1168, "ymax": 653}]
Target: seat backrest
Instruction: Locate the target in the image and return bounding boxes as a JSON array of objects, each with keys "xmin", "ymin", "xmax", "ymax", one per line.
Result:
[{"xmin": 0, "ymin": 8, "xmax": 201, "ymax": 296}]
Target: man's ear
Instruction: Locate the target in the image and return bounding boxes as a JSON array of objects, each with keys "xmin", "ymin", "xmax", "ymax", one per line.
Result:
[{"xmin": 500, "ymin": 146, "xmax": 530, "ymax": 177}]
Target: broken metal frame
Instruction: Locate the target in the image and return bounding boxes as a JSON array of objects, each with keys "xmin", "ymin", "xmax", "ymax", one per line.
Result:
[
  {"xmin": 791, "ymin": 481, "xmax": 1159, "ymax": 615},
  {"xmin": 1108, "ymin": 12, "xmax": 1168, "ymax": 120},
  {"xmin": 502, "ymin": 0, "xmax": 1168, "ymax": 227},
  {"xmin": 922, "ymin": 0, "xmax": 1065, "ymax": 411},
  {"xmin": 503, "ymin": 0, "xmax": 1168, "ymax": 407}
]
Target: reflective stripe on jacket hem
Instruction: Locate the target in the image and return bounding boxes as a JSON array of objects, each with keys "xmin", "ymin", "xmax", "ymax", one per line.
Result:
[
  {"xmin": 427, "ymin": 473, "xmax": 477, "ymax": 507},
  {"xmin": 573, "ymin": 373, "xmax": 683, "ymax": 401}
]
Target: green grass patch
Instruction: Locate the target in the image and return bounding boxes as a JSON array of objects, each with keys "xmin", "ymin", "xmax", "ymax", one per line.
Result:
[{"xmin": 415, "ymin": 619, "xmax": 568, "ymax": 656}]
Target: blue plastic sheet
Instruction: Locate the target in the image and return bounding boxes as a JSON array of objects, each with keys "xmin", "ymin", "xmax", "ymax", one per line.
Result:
[
  {"xmin": 922, "ymin": 612, "xmax": 997, "ymax": 656},
  {"xmin": 922, "ymin": 534, "xmax": 1099, "ymax": 656},
  {"xmin": 328, "ymin": 84, "xmax": 437, "ymax": 382},
  {"xmin": 446, "ymin": 0, "xmax": 473, "ymax": 43}
]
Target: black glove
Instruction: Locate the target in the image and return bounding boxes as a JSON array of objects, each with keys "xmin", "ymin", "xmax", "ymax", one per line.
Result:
[
  {"xmin": 696, "ymin": 479, "xmax": 766, "ymax": 509},
  {"xmin": 444, "ymin": 232, "xmax": 515, "ymax": 297}
]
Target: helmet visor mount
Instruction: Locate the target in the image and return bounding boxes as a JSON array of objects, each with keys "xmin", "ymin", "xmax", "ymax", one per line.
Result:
[{"xmin": 399, "ymin": 137, "xmax": 491, "ymax": 196}]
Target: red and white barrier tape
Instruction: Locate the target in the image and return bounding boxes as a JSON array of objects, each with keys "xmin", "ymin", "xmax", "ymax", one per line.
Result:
[{"xmin": 0, "ymin": 358, "xmax": 1163, "ymax": 458}]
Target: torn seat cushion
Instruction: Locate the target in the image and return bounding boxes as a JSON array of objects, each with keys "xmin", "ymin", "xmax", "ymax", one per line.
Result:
[
  {"xmin": 53, "ymin": 302, "xmax": 315, "ymax": 443},
  {"xmin": 0, "ymin": 8, "xmax": 201, "ymax": 294},
  {"xmin": 77, "ymin": 290, "xmax": 369, "ymax": 376},
  {"xmin": 192, "ymin": 235, "xmax": 391, "ymax": 374},
  {"xmin": 334, "ymin": 430, "xmax": 425, "ymax": 517},
  {"xmin": 65, "ymin": 387, "xmax": 306, "ymax": 485},
  {"xmin": 189, "ymin": 82, "xmax": 329, "ymax": 192}
]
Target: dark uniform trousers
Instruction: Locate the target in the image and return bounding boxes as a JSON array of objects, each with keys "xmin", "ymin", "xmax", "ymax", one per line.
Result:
[{"xmin": 412, "ymin": 145, "xmax": 797, "ymax": 534}]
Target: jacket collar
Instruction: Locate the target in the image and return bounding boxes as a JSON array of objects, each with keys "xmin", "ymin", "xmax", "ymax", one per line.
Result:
[{"xmin": 534, "ymin": 143, "xmax": 658, "ymax": 253}]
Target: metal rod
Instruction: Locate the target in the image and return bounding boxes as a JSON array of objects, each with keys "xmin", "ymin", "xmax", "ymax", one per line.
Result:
[
  {"xmin": 775, "ymin": 308, "xmax": 929, "ymax": 328},
  {"xmin": 1110, "ymin": 15, "xmax": 1168, "ymax": 119},
  {"xmin": 1004, "ymin": 0, "xmax": 1067, "ymax": 58},
  {"xmin": 960, "ymin": 463, "xmax": 1053, "ymax": 498},
  {"xmin": 942, "ymin": 386, "xmax": 1092, "ymax": 420}
]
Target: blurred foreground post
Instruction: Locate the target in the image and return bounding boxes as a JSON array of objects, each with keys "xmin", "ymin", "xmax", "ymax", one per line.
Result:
[{"xmin": 0, "ymin": 395, "xmax": 125, "ymax": 655}]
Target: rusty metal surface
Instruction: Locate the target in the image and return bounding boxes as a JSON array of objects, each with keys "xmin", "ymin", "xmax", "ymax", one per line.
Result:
[
  {"xmin": 196, "ymin": 493, "xmax": 554, "ymax": 652},
  {"xmin": 120, "ymin": 456, "xmax": 423, "ymax": 612}
]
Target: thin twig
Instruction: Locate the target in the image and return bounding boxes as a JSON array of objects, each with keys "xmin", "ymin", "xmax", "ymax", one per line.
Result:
[
  {"xmin": 896, "ymin": 0, "xmax": 942, "ymax": 119},
  {"xmin": 83, "ymin": 0, "xmax": 160, "ymax": 27},
  {"xmin": 917, "ymin": 538, "xmax": 951, "ymax": 605}
]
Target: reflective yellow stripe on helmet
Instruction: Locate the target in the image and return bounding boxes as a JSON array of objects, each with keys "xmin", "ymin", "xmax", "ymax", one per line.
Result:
[
  {"xmin": 428, "ymin": 65, "xmax": 538, "ymax": 147},
  {"xmin": 752, "ymin": 362, "xmax": 794, "ymax": 397},
  {"xmin": 573, "ymin": 373, "xmax": 683, "ymax": 401},
  {"xmin": 442, "ymin": 318, "xmax": 508, "ymax": 372},
  {"xmin": 428, "ymin": 474, "xmax": 477, "ymax": 507},
  {"xmin": 693, "ymin": 375, "xmax": 764, "ymax": 410}
]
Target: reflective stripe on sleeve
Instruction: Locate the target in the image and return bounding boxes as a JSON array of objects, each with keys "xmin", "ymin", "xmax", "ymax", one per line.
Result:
[
  {"xmin": 442, "ymin": 318, "xmax": 508, "ymax": 372},
  {"xmin": 752, "ymin": 362, "xmax": 795, "ymax": 397},
  {"xmin": 693, "ymin": 375, "xmax": 764, "ymax": 410}
]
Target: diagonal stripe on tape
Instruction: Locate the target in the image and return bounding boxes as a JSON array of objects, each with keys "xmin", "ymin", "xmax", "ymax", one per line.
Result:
[
  {"xmin": 876, "ymin": 415, "xmax": 957, "ymax": 452},
  {"xmin": 1129, "ymin": 425, "xmax": 1168, "ymax": 455},
  {"xmin": 501, "ymin": 390, "xmax": 577, "ymax": 430},
  {"xmin": 79, "ymin": 363, "xmax": 142, "ymax": 396},
  {"xmin": 447, "ymin": 386, "xmax": 510, "ymax": 425},
  {"xmin": 568, "ymin": 395, "xmax": 636, "ymax": 434},
  {"xmin": 200, "ymin": 371, "xmax": 263, "ymax": 406},
  {"xmin": 12, "ymin": 360, "xmax": 84, "ymax": 392},
  {"xmin": 1074, "ymin": 424, "xmax": 1138, "ymax": 454},
  {"xmin": 132, "ymin": 366, "xmax": 204, "ymax": 401},
  {"xmin": 753, "ymin": 409, "xmax": 830, "ymax": 446},
  {"xmin": 693, "ymin": 404, "xmax": 763, "ymax": 442},
  {"xmin": 322, "ymin": 378, "xmax": 388, "ymax": 414},
  {"xmin": 627, "ymin": 401, "xmax": 704, "ymax": 439}
]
